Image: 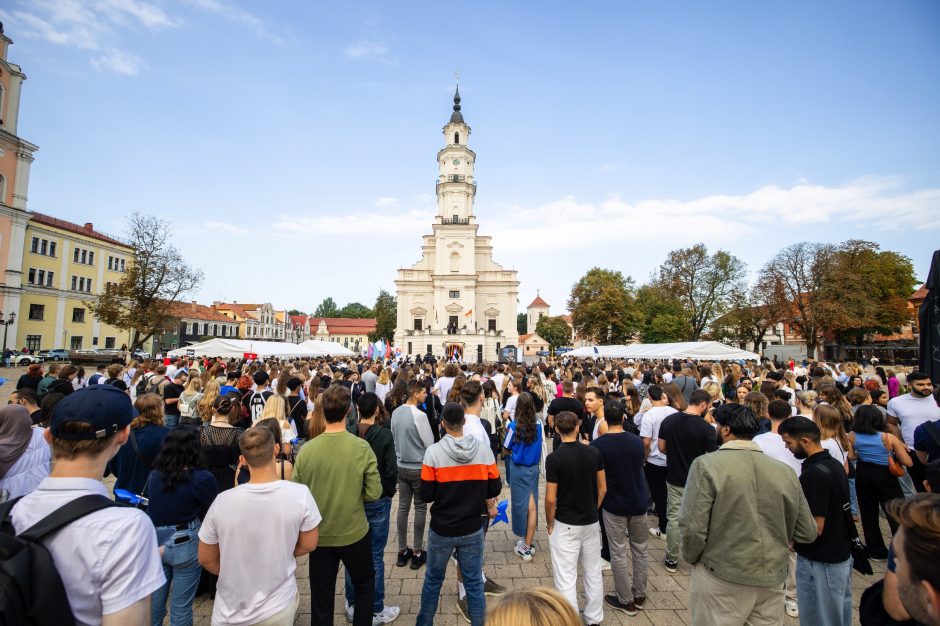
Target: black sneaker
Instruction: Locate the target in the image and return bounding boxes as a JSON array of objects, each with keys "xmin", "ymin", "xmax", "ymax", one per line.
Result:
[
  {"xmin": 634, "ymin": 595, "xmax": 646, "ymax": 610},
  {"xmin": 396, "ymin": 548, "xmax": 413, "ymax": 567},
  {"xmin": 410, "ymin": 550, "xmax": 427, "ymax": 570},
  {"xmin": 664, "ymin": 558, "xmax": 678, "ymax": 574},
  {"xmin": 483, "ymin": 578, "xmax": 506, "ymax": 596},
  {"xmin": 604, "ymin": 594, "xmax": 638, "ymax": 616}
]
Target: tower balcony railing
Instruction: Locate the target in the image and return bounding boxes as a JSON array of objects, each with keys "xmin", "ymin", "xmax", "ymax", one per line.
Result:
[
  {"xmin": 436, "ymin": 178, "xmax": 477, "ymax": 192},
  {"xmin": 440, "ymin": 217, "xmax": 470, "ymax": 225}
]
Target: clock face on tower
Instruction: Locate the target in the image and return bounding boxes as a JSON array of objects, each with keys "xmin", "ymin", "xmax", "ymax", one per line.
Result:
[{"xmin": 452, "ymin": 159, "xmax": 460, "ymax": 165}]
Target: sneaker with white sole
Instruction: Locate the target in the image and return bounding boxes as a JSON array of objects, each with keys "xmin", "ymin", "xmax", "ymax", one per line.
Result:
[
  {"xmin": 372, "ymin": 605, "xmax": 400, "ymax": 625},
  {"xmin": 457, "ymin": 597, "xmax": 470, "ymax": 623},
  {"xmin": 514, "ymin": 540, "xmax": 533, "ymax": 562},
  {"xmin": 785, "ymin": 600, "xmax": 799, "ymax": 618},
  {"xmin": 649, "ymin": 527, "xmax": 663, "ymax": 539}
]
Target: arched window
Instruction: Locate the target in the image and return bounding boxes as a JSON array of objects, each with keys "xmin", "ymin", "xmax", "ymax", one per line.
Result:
[
  {"xmin": 0, "ymin": 173, "xmax": 5, "ymax": 204},
  {"xmin": 450, "ymin": 251, "xmax": 460, "ymax": 272},
  {"xmin": 454, "ymin": 132, "xmax": 459, "ymax": 144}
]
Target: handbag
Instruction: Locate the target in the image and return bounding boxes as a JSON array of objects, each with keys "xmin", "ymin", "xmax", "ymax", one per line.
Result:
[
  {"xmin": 816, "ymin": 462, "xmax": 872, "ymax": 575},
  {"xmin": 881, "ymin": 433, "xmax": 906, "ymax": 478}
]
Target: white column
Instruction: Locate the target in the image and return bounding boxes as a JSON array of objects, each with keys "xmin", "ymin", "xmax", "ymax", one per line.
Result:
[{"xmin": 11, "ymin": 151, "xmax": 33, "ymax": 210}]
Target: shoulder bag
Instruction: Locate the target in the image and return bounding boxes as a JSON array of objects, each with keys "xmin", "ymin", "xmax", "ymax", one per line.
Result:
[{"xmin": 881, "ymin": 433, "xmax": 906, "ymax": 478}]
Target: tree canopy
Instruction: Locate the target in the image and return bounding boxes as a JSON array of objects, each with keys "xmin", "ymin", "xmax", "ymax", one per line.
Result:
[
  {"xmin": 567, "ymin": 267, "xmax": 641, "ymax": 344},
  {"xmin": 535, "ymin": 315, "xmax": 572, "ymax": 350},
  {"xmin": 84, "ymin": 213, "xmax": 204, "ymax": 353},
  {"xmin": 369, "ymin": 290, "xmax": 397, "ymax": 342}
]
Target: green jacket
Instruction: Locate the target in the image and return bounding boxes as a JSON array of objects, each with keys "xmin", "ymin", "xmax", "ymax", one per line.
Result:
[
  {"xmin": 678, "ymin": 440, "xmax": 817, "ymax": 587},
  {"xmin": 292, "ymin": 430, "xmax": 382, "ymax": 547}
]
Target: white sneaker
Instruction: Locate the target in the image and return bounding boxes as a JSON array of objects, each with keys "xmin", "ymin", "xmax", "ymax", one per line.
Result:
[
  {"xmin": 648, "ymin": 528, "xmax": 663, "ymax": 539},
  {"xmin": 345, "ymin": 602, "xmax": 354, "ymax": 623},
  {"xmin": 600, "ymin": 559, "xmax": 612, "ymax": 571},
  {"xmin": 514, "ymin": 541, "xmax": 533, "ymax": 562},
  {"xmin": 372, "ymin": 605, "xmax": 400, "ymax": 625},
  {"xmin": 785, "ymin": 600, "xmax": 799, "ymax": 618}
]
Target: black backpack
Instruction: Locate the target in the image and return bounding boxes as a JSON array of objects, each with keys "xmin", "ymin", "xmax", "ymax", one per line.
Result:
[
  {"xmin": 135, "ymin": 373, "xmax": 153, "ymax": 398},
  {"xmin": 0, "ymin": 494, "xmax": 122, "ymax": 625}
]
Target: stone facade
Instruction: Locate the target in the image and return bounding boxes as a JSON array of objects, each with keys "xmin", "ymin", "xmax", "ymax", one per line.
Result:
[{"xmin": 395, "ymin": 88, "xmax": 519, "ymax": 363}]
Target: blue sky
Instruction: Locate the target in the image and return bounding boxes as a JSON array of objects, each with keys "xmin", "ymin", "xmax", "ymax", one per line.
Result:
[{"xmin": 3, "ymin": 0, "xmax": 939, "ymax": 315}]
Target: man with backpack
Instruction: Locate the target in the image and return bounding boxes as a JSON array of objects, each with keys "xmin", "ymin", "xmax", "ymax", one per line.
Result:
[
  {"xmin": 5, "ymin": 385, "xmax": 165, "ymax": 625},
  {"xmin": 242, "ymin": 371, "xmax": 273, "ymax": 424}
]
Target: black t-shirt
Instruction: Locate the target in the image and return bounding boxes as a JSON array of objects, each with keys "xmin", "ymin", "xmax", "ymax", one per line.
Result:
[
  {"xmin": 547, "ymin": 397, "xmax": 586, "ymax": 452},
  {"xmin": 287, "ymin": 396, "xmax": 307, "ymax": 438},
  {"xmin": 794, "ymin": 451, "xmax": 852, "ymax": 563},
  {"xmin": 659, "ymin": 411, "xmax": 719, "ymax": 487},
  {"xmin": 590, "ymin": 432, "xmax": 648, "ymax": 516},
  {"xmin": 163, "ymin": 382, "xmax": 184, "ymax": 416},
  {"xmin": 242, "ymin": 390, "xmax": 273, "ymax": 423},
  {"xmin": 545, "ymin": 441, "xmax": 604, "ymax": 526}
]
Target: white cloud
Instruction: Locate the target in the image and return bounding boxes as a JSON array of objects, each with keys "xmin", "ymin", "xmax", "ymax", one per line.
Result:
[
  {"xmin": 271, "ymin": 210, "xmax": 433, "ymax": 237},
  {"xmin": 183, "ymin": 0, "xmax": 285, "ymax": 45},
  {"xmin": 374, "ymin": 196, "xmax": 399, "ymax": 208},
  {"xmin": 345, "ymin": 40, "xmax": 388, "ymax": 60},
  {"xmin": 90, "ymin": 48, "xmax": 141, "ymax": 75},
  {"xmin": 95, "ymin": 0, "xmax": 178, "ymax": 29},
  {"xmin": 485, "ymin": 176, "xmax": 940, "ymax": 253}
]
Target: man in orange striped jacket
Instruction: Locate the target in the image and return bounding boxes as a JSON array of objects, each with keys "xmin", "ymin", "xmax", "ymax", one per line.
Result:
[{"xmin": 415, "ymin": 401, "xmax": 503, "ymax": 626}]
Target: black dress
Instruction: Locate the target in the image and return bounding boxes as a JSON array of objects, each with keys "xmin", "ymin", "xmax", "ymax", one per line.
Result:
[{"xmin": 200, "ymin": 425, "xmax": 244, "ymax": 491}]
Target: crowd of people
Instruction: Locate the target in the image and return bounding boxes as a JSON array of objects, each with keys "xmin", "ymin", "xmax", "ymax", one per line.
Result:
[{"xmin": 1, "ymin": 352, "xmax": 939, "ymax": 626}]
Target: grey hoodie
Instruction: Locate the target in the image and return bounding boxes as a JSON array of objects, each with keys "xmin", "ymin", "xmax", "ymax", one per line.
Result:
[{"xmin": 390, "ymin": 404, "xmax": 435, "ymax": 470}]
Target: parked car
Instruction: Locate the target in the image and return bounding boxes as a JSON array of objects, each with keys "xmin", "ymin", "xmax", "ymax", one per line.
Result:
[
  {"xmin": 132, "ymin": 349, "xmax": 151, "ymax": 360},
  {"xmin": 11, "ymin": 352, "xmax": 43, "ymax": 366},
  {"xmin": 38, "ymin": 348, "xmax": 70, "ymax": 361},
  {"xmin": 70, "ymin": 349, "xmax": 122, "ymax": 366}
]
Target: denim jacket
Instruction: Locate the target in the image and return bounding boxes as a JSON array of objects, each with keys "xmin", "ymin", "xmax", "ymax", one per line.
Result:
[{"xmin": 678, "ymin": 440, "xmax": 817, "ymax": 587}]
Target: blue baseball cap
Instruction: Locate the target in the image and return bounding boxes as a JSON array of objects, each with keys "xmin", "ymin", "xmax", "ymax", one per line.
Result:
[{"xmin": 50, "ymin": 385, "xmax": 137, "ymax": 440}]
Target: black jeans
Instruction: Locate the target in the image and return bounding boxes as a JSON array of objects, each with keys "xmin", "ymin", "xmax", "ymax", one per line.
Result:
[
  {"xmin": 309, "ymin": 531, "xmax": 374, "ymax": 626},
  {"xmin": 644, "ymin": 464, "xmax": 668, "ymax": 533},
  {"xmin": 856, "ymin": 460, "xmax": 902, "ymax": 557}
]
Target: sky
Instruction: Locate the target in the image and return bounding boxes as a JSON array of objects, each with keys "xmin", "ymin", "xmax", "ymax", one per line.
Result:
[{"xmin": 3, "ymin": 0, "xmax": 939, "ymax": 316}]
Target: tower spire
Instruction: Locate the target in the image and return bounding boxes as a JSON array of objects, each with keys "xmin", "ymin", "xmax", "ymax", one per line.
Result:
[{"xmin": 449, "ymin": 82, "xmax": 464, "ymax": 124}]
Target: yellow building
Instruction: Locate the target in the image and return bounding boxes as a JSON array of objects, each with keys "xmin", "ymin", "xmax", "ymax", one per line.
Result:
[{"xmin": 15, "ymin": 213, "xmax": 134, "ymax": 352}]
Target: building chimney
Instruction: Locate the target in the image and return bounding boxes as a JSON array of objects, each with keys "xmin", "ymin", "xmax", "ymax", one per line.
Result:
[
  {"xmin": 84, "ymin": 222, "xmax": 93, "ymax": 231},
  {"xmin": 191, "ymin": 300, "xmax": 197, "ymax": 312}
]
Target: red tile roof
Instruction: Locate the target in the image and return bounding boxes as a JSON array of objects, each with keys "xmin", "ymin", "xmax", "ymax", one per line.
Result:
[
  {"xmin": 528, "ymin": 295, "xmax": 550, "ymax": 308},
  {"xmin": 910, "ymin": 284, "xmax": 928, "ymax": 302},
  {"xmin": 29, "ymin": 212, "xmax": 130, "ymax": 248},
  {"xmin": 289, "ymin": 315, "xmax": 309, "ymax": 328},
  {"xmin": 309, "ymin": 317, "xmax": 377, "ymax": 334},
  {"xmin": 519, "ymin": 333, "xmax": 533, "ymax": 342},
  {"xmin": 169, "ymin": 302, "xmax": 234, "ymax": 323}
]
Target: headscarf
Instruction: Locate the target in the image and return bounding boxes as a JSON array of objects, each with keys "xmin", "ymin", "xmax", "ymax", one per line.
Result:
[{"xmin": 0, "ymin": 405, "xmax": 35, "ymax": 479}]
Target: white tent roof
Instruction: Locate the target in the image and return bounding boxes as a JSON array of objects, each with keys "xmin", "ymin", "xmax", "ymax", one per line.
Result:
[
  {"xmin": 564, "ymin": 341, "xmax": 760, "ymax": 361},
  {"xmin": 296, "ymin": 340, "xmax": 355, "ymax": 357},
  {"xmin": 167, "ymin": 338, "xmax": 351, "ymax": 359}
]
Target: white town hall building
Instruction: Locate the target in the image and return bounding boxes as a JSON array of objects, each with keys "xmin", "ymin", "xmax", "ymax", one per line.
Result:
[{"xmin": 395, "ymin": 88, "xmax": 520, "ymax": 363}]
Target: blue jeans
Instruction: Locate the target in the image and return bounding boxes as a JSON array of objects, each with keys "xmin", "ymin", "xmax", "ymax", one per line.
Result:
[
  {"xmin": 151, "ymin": 520, "xmax": 201, "ymax": 626},
  {"xmin": 345, "ymin": 497, "xmax": 392, "ymax": 613},
  {"xmin": 795, "ymin": 555, "xmax": 852, "ymax": 626},
  {"xmin": 164, "ymin": 414, "xmax": 180, "ymax": 427},
  {"xmin": 417, "ymin": 527, "xmax": 485, "ymax": 626}
]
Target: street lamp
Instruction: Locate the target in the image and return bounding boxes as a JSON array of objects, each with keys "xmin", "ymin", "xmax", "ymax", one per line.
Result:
[{"xmin": 1, "ymin": 311, "xmax": 16, "ymax": 359}]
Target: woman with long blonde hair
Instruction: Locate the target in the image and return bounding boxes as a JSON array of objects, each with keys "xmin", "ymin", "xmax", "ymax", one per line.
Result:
[
  {"xmin": 306, "ymin": 400, "xmax": 327, "ymax": 441},
  {"xmin": 815, "ymin": 403, "xmax": 853, "ymax": 473},
  {"xmin": 179, "ymin": 376, "xmax": 204, "ymax": 425},
  {"xmin": 198, "ymin": 380, "xmax": 220, "ymax": 424}
]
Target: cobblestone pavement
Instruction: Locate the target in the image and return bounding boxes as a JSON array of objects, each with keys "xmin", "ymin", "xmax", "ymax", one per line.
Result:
[{"xmin": 0, "ymin": 369, "xmax": 882, "ymax": 625}]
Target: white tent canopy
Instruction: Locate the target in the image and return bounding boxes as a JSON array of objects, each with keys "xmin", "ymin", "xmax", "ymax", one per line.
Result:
[
  {"xmin": 563, "ymin": 341, "xmax": 761, "ymax": 361},
  {"xmin": 167, "ymin": 338, "xmax": 353, "ymax": 359},
  {"xmin": 296, "ymin": 340, "xmax": 355, "ymax": 357}
]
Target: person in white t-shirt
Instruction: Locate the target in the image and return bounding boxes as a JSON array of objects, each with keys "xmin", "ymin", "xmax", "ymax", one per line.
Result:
[
  {"xmin": 432, "ymin": 363, "xmax": 460, "ymax": 404},
  {"xmin": 198, "ymin": 427, "xmax": 320, "ymax": 626},
  {"xmin": 886, "ymin": 372, "xmax": 940, "ymax": 495},
  {"xmin": 754, "ymin": 399, "xmax": 805, "ymax": 476},
  {"xmin": 640, "ymin": 385, "xmax": 674, "ymax": 539},
  {"xmin": 11, "ymin": 386, "xmax": 166, "ymax": 626}
]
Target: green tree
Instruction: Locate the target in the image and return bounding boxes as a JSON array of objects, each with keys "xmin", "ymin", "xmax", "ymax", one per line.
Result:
[
  {"xmin": 567, "ymin": 267, "xmax": 641, "ymax": 344},
  {"xmin": 313, "ymin": 297, "xmax": 339, "ymax": 318},
  {"xmin": 711, "ymin": 276, "xmax": 785, "ymax": 354},
  {"xmin": 287, "ymin": 309, "xmax": 304, "ymax": 316},
  {"xmin": 535, "ymin": 316, "xmax": 572, "ymax": 350},
  {"xmin": 761, "ymin": 241, "xmax": 837, "ymax": 359},
  {"xmin": 369, "ymin": 290, "xmax": 397, "ymax": 342},
  {"xmin": 635, "ymin": 284, "xmax": 690, "ymax": 343},
  {"xmin": 517, "ymin": 313, "xmax": 527, "ymax": 335},
  {"xmin": 338, "ymin": 302, "xmax": 373, "ymax": 318},
  {"xmin": 653, "ymin": 243, "xmax": 747, "ymax": 341},
  {"xmin": 84, "ymin": 213, "xmax": 204, "ymax": 353},
  {"xmin": 821, "ymin": 240, "xmax": 918, "ymax": 349}
]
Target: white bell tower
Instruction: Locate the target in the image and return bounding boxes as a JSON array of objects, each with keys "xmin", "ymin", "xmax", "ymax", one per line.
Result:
[{"xmin": 436, "ymin": 85, "xmax": 476, "ymax": 223}]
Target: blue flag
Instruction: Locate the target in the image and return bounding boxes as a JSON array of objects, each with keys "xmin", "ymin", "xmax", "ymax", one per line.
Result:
[{"xmin": 490, "ymin": 499, "xmax": 509, "ymax": 527}]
